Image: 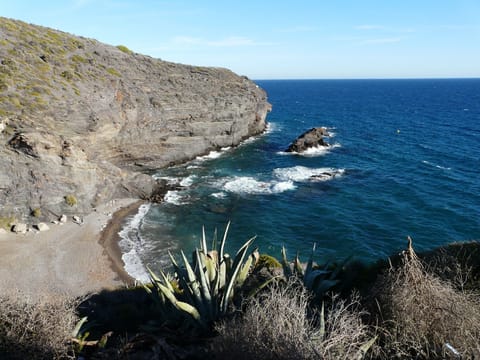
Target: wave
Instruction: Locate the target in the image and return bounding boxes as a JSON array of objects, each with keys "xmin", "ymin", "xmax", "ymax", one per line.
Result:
[
  {"xmin": 220, "ymin": 176, "xmax": 296, "ymax": 195},
  {"xmin": 164, "ymin": 190, "xmax": 187, "ymax": 205},
  {"xmin": 274, "ymin": 166, "xmax": 345, "ymax": 182},
  {"xmin": 179, "ymin": 174, "xmax": 197, "ymax": 187},
  {"xmin": 422, "ymin": 160, "xmax": 452, "ymax": 171},
  {"xmin": 118, "ymin": 203, "xmax": 151, "ymax": 283},
  {"xmin": 277, "ymin": 143, "xmax": 341, "ymax": 157}
]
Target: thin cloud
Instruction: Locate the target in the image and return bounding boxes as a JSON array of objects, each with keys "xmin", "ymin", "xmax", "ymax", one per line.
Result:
[
  {"xmin": 172, "ymin": 36, "xmax": 271, "ymax": 47},
  {"xmin": 355, "ymin": 25, "xmax": 385, "ymax": 31},
  {"xmin": 277, "ymin": 25, "xmax": 317, "ymax": 33},
  {"xmin": 359, "ymin": 37, "xmax": 403, "ymax": 45}
]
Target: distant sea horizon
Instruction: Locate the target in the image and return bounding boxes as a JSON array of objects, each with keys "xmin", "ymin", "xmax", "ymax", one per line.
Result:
[{"xmin": 118, "ymin": 78, "xmax": 480, "ymax": 282}]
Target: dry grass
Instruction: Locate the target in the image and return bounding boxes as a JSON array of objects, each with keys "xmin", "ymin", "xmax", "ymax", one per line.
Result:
[
  {"xmin": 372, "ymin": 239, "xmax": 480, "ymax": 359},
  {"xmin": 211, "ymin": 279, "xmax": 373, "ymax": 360},
  {"xmin": 0, "ymin": 291, "xmax": 78, "ymax": 360}
]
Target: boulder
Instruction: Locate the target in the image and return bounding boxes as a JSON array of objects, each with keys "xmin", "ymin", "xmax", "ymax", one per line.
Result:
[
  {"xmin": 286, "ymin": 127, "xmax": 330, "ymax": 153},
  {"xmin": 12, "ymin": 223, "xmax": 28, "ymax": 234},
  {"xmin": 59, "ymin": 214, "xmax": 67, "ymax": 223},
  {"xmin": 35, "ymin": 222, "xmax": 50, "ymax": 231}
]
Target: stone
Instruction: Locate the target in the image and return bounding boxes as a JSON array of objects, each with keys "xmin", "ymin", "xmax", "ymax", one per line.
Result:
[
  {"xmin": 286, "ymin": 127, "xmax": 330, "ymax": 153},
  {"xmin": 12, "ymin": 223, "xmax": 27, "ymax": 234},
  {"xmin": 59, "ymin": 214, "xmax": 67, "ymax": 223},
  {"xmin": 72, "ymin": 215, "xmax": 83, "ymax": 224},
  {"xmin": 35, "ymin": 222, "xmax": 50, "ymax": 231}
]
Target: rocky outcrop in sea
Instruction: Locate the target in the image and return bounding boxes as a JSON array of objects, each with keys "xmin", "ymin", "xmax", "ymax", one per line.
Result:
[
  {"xmin": 0, "ymin": 17, "xmax": 271, "ymax": 221},
  {"xmin": 286, "ymin": 127, "xmax": 330, "ymax": 153}
]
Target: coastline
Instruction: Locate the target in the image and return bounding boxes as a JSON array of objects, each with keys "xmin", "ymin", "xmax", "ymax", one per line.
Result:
[
  {"xmin": 99, "ymin": 200, "xmax": 145, "ymax": 286},
  {"xmin": 0, "ymin": 198, "xmax": 140, "ymax": 299}
]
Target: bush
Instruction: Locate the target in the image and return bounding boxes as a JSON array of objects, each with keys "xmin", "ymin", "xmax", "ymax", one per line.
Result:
[
  {"xmin": 116, "ymin": 45, "xmax": 132, "ymax": 54},
  {"xmin": 32, "ymin": 207, "xmax": 42, "ymax": 218},
  {"xmin": 212, "ymin": 279, "xmax": 374, "ymax": 360},
  {"xmin": 372, "ymin": 239, "xmax": 480, "ymax": 359},
  {"xmin": 64, "ymin": 195, "xmax": 77, "ymax": 207},
  {"xmin": 0, "ymin": 291, "xmax": 78, "ymax": 359},
  {"xmin": 0, "ymin": 216, "xmax": 16, "ymax": 230}
]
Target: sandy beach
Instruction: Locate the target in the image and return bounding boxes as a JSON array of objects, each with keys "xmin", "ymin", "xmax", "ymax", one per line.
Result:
[{"xmin": 0, "ymin": 198, "xmax": 142, "ymax": 299}]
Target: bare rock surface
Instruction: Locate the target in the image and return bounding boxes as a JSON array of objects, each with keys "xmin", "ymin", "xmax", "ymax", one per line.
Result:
[
  {"xmin": 286, "ymin": 127, "xmax": 330, "ymax": 153},
  {"xmin": 0, "ymin": 17, "xmax": 270, "ymax": 220}
]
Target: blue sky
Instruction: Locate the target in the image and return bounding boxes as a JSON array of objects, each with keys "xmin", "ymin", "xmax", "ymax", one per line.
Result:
[{"xmin": 2, "ymin": 0, "xmax": 479, "ymax": 79}]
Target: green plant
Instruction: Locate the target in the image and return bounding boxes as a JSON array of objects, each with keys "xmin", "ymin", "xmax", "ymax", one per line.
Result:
[
  {"xmin": 145, "ymin": 222, "xmax": 258, "ymax": 331},
  {"xmin": 0, "ymin": 216, "xmax": 16, "ymax": 230},
  {"xmin": 32, "ymin": 208, "xmax": 42, "ymax": 218},
  {"xmin": 106, "ymin": 67, "xmax": 120, "ymax": 77},
  {"xmin": 116, "ymin": 45, "xmax": 132, "ymax": 54},
  {"xmin": 65, "ymin": 194, "xmax": 77, "ymax": 207},
  {"xmin": 281, "ymin": 244, "xmax": 345, "ymax": 300}
]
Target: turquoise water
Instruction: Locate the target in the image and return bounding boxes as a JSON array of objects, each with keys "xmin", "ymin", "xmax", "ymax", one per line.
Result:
[{"xmin": 120, "ymin": 79, "xmax": 480, "ymax": 281}]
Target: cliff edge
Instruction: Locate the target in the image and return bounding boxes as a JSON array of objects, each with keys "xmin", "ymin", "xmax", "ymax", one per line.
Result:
[{"xmin": 0, "ymin": 17, "xmax": 270, "ymax": 222}]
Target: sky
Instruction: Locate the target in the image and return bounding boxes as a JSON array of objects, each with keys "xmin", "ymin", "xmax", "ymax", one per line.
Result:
[{"xmin": 1, "ymin": 0, "xmax": 480, "ymax": 79}]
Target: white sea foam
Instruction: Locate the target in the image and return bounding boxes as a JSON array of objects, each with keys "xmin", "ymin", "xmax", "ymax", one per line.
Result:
[
  {"xmin": 274, "ymin": 166, "xmax": 345, "ymax": 182},
  {"xmin": 222, "ymin": 176, "xmax": 296, "ymax": 195},
  {"xmin": 153, "ymin": 175, "xmax": 180, "ymax": 185},
  {"xmin": 422, "ymin": 160, "xmax": 452, "ymax": 171},
  {"xmin": 118, "ymin": 203, "xmax": 151, "ymax": 283},
  {"xmin": 196, "ymin": 150, "xmax": 224, "ymax": 161},
  {"xmin": 211, "ymin": 192, "xmax": 227, "ymax": 199},
  {"xmin": 164, "ymin": 190, "xmax": 186, "ymax": 205},
  {"xmin": 180, "ymin": 175, "xmax": 197, "ymax": 187},
  {"xmin": 277, "ymin": 143, "xmax": 341, "ymax": 157}
]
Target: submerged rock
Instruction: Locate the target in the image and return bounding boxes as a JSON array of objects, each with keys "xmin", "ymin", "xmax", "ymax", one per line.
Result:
[{"xmin": 286, "ymin": 127, "xmax": 330, "ymax": 153}]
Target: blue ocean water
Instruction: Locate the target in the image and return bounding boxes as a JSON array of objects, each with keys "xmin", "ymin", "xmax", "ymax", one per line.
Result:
[{"xmin": 120, "ymin": 79, "xmax": 480, "ymax": 281}]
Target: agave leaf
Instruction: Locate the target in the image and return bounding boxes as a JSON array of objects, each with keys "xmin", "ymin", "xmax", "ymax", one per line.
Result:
[
  {"xmin": 329, "ymin": 255, "xmax": 352, "ymax": 280},
  {"xmin": 354, "ymin": 336, "xmax": 377, "ymax": 360},
  {"xmin": 281, "ymin": 246, "xmax": 292, "ymax": 277},
  {"xmin": 157, "ymin": 282, "xmax": 201, "ymax": 321},
  {"xmin": 180, "ymin": 250, "xmax": 205, "ymax": 315},
  {"xmin": 204, "ymin": 253, "xmax": 217, "ymax": 284},
  {"xmin": 219, "ymin": 221, "xmax": 230, "ymax": 260},
  {"xmin": 294, "ymin": 251, "xmax": 303, "ymax": 276},
  {"xmin": 201, "ymin": 226, "xmax": 208, "ymax": 254},
  {"xmin": 72, "ymin": 316, "xmax": 88, "ymax": 338},
  {"xmin": 198, "ymin": 251, "xmax": 211, "ymax": 289},
  {"xmin": 195, "ymin": 249, "xmax": 213, "ymax": 319},
  {"xmin": 314, "ymin": 279, "xmax": 340, "ymax": 297},
  {"xmin": 305, "ymin": 243, "xmax": 316, "ymax": 279},
  {"xmin": 220, "ymin": 236, "xmax": 256, "ymax": 313},
  {"xmin": 304, "ymin": 269, "xmax": 330, "ymax": 290},
  {"xmin": 237, "ymin": 249, "xmax": 255, "ymax": 287}
]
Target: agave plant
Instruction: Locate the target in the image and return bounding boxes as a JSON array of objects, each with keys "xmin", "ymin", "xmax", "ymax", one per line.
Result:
[
  {"xmin": 144, "ymin": 222, "xmax": 259, "ymax": 330},
  {"xmin": 281, "ymin": 244, "xmax": 347, "ymax": 300}
]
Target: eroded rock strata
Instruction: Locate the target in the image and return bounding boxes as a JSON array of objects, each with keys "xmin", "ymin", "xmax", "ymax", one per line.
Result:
[{"xmin": 0, "ymin": 17, "xmax": 271, "ymax": 220}]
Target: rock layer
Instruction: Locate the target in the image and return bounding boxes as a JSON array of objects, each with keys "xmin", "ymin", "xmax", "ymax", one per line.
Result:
[{"xmin": 0, "ymin": 18, "xmax": 271, "ymax": 221}]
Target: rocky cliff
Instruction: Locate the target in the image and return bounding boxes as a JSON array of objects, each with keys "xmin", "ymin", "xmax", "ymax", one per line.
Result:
[{"xmin": 0, "ymin": 17, "xmax": 270, "ymax": 222}]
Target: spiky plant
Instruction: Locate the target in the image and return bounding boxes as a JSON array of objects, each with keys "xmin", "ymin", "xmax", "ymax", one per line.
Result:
[
  {"xmin": 145, "ymin": 222, "xmax": 259, "ymax": 331},
  {"xmin": 281, "ymin": 244, "xmax": 347, "ymax": 300}
]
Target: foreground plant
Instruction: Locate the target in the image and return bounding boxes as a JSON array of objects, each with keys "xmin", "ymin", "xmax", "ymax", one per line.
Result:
[
  {"xmin": 212, "ymin": 279, "xmax": 375, "ymax": 360},
  {"xmin": 281, "ymin": 244, "xmax": 346, "ymax": 300},
  {"xmin": 145, "ymin": 222, "xmax": 258, "ymax": 331}
]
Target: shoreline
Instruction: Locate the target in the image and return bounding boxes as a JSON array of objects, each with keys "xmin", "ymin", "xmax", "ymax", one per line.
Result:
[
  {"xmin": 99, "ymin": 200, "xmax": 145, "ymax": 286},
  {"xmin": 0, "ymin": 198, "xmax": 140, "ymax": 299}
]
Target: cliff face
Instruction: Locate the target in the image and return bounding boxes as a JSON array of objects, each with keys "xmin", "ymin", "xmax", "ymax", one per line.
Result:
[{"xmin": 0, "ymin": 17, "xmax": 270, "ymax": 220}]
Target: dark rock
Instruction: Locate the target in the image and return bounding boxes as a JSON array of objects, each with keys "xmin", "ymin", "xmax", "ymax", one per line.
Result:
[{"xmin": 286, "ymin": 127, "xmax": 330, "ymax": 153}]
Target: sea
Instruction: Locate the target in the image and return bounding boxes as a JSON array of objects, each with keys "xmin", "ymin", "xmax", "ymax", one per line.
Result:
[{"xmin": 119, "ymin": 79, "xmax": 480, "ymax": 282}]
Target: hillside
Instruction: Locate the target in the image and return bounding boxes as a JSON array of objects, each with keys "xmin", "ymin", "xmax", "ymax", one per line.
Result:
[{"xmin": 0, "ymin": 17, "xmax": 270, "ymax": 221}]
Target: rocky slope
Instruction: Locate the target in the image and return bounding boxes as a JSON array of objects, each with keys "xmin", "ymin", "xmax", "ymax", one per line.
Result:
[{"xmin": 0, "ymin": 17, "xmax": 270, "ymax": 223}]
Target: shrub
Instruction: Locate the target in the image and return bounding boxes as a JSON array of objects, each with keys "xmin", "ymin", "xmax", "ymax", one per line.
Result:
[
  {"xmin": 64, "ymin": 195, "xmax": 77, "ymax": 207},
  {"xmin": 0, "ymin": 216, "xmax": 16, "ymax": 230},
  {"xmin": 0, "ymin": 291, "xmax": 78, "ymax": 359},
  {"xmin": 116, "ymin": 45, "xmax": 132, "ymax": 54},
  {"xmin": 372, "ymin": 238, "xmax": 480, "ymax": 359},
  {"xmin": 212, "ymin": 279, "xmax": 374, "ymax": 360},
  {"xmin": 106, "ymin": 67, "xmax": 120, "ymax": 77},
  {"xmin": 32, "ymin": 207, "xmax": 42, "ymax": 218}
]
